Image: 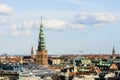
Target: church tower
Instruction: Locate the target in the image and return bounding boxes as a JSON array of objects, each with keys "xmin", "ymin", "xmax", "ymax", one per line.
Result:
[
  {"xmin": 112, "ymin": 46, "xmax": 116, "ymax": 59},
  {"xmin": 36, "ymin": 17, "xmax": 48, "ymax": 67},
  {"xmin": 31, "ymin": 46, "xmax": 34, "ymax": 59}
]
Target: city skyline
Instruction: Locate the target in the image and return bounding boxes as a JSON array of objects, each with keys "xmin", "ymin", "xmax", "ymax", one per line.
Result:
[{"xmin": 0, "ymin": 0, "xmax": 120, "ymax": 55}]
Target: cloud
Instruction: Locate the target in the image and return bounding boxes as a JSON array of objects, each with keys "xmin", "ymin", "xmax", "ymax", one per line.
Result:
[
  {"xmin": 75, "ymin": 12, "xmax": 115, "ymax": 25},
  {"xmin": 22, "ymin": 21, "xmax": 38, "ymax": 29},
  {"xmin": 44, "ymin": 19, "xmax": 66, "ymax": 30},
  {"xmin": 9, "ymin": 24, "xmax": 31, "ymax": 37},
  {"xmin": 0, "ymin": 4, "xmax": 13, "ymax": 15},
  {"xmin": 8, "ymin": 12, "xmax": 115, "ymax": 37},
  {"xmin": 0, "ymin": 19, "xmax": 7, "ymax": 25},
  {"xmin": 8, "ymin": 19, "xmax": 85, "ymax": 37},
  {"xmin": 44, "ymin": 19, "xmax": 85, "ymax": 30},
  {"xmin": 66, "ymin": 22, "xmax": 85, "ymax": 29},
  {"xmin": 9, "ymin": 20, "xmax": 42, "ymax": 37},
  {"xmin": 10, "ymin": 24, "xmax": 22, "ymax": 37}
]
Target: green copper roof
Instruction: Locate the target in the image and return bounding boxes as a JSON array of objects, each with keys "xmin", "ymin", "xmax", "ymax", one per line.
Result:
[{"xmin": 38, "ymin": 19, "xmax": 46, "ymax": 51}]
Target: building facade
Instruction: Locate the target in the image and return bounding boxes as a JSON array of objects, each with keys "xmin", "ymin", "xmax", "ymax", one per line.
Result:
[{"xmin": 48, "ymin": 57, "xmax": 61, "ymax": 65}]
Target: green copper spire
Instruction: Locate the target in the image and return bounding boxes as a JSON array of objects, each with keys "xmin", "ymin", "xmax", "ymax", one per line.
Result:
[{"xmin": 38, "ymin": 17, "xmax": 46, "ymax": 51}]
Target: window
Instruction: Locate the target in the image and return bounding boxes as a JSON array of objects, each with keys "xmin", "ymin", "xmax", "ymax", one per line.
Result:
[
  {"xmin": 41, "ymin": 55, "xmax": 42, "ymax": 58},
  {"xmin": 44, "ymin": 55, "xmax": 47, "ymax": 58},
  {"xmin": 38, "ymin": 55, "xmax": 39, "ymax": 58}
]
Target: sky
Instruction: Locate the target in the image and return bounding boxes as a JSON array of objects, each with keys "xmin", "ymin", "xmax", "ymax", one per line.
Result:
[{"xmin": 0, "ymin": 0, "xmax": 120, "ymax": 55}]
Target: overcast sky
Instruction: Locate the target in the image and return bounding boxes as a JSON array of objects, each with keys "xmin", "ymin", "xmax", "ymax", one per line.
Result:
[{"xmin": 0, "ymin": 0, "xmax": 120, "ymax": 55}]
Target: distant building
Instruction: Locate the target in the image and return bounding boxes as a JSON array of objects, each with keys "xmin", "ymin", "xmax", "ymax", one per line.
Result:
[
  {"xmin": 36, "ymin": 17, "xmax": 48, "ymax": 67},
  {"xmin": 0, "ymin": 70, "xmax": 19, "ymax": 80},
  {"xmin": 48, "ymin": 57, "xmax": 61, "ymax": 65}
]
